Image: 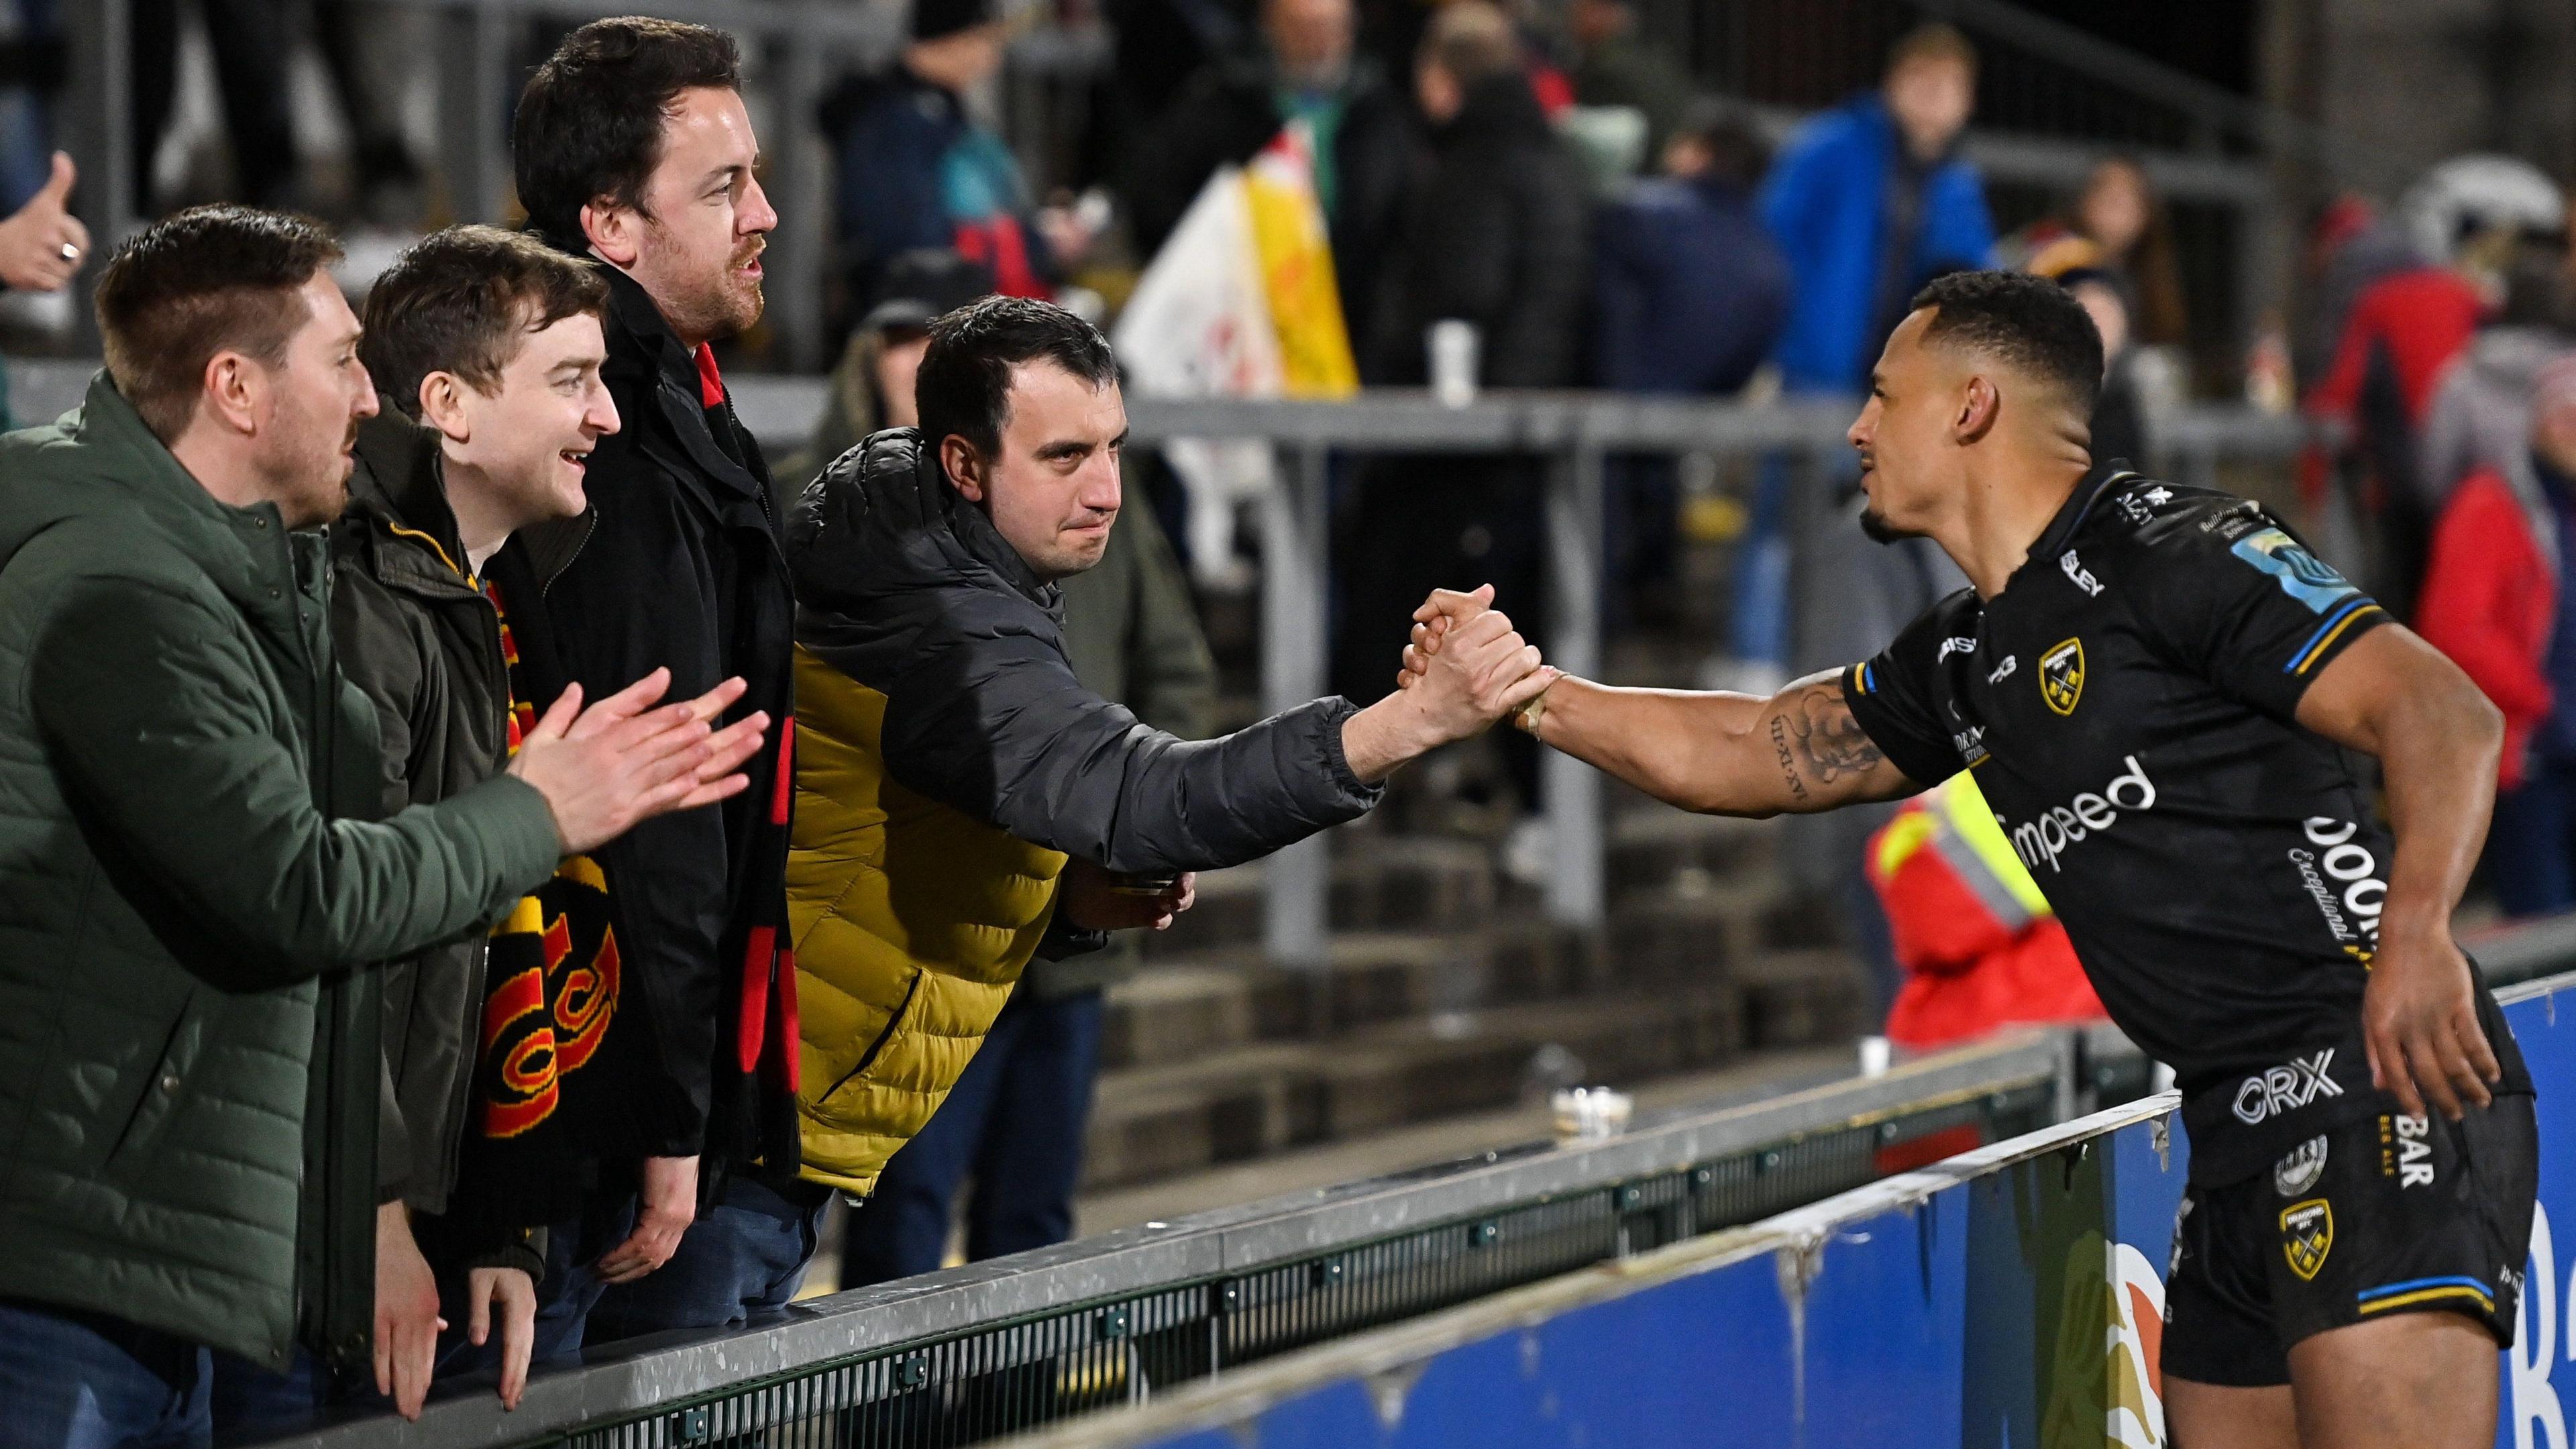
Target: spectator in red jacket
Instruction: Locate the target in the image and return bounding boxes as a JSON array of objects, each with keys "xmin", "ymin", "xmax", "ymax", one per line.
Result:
[
  {"xmin": 1866, "ymin": 771, "xmax": 2102, "ymax": 1049},
  {"xmin": 2303, "ymin": 158, "xmax": 2564, "ymax": 616},
  {"xmin": 2423, "ymin": 356, "xmax": 2576, "ymax": 914}
]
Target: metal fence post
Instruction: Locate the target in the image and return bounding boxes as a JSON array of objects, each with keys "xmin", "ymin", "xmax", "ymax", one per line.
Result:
[
  {"xmin": 437, "ymin": 1, "xmax": 511, "ymax": 225},
  {"xmin": 762, "ymin": 29, "xmax": 833, "ymax": 372},
  {"xmin": 59, "ymin": 0, "xmax": 133, "ymax": 355},
  {"xmin": 1262, "ymin": 442, "xmax": 1330, "ymax": 969},
  {"xmin": 1543, "ymin": 435, "xmax": 1605, "ymax": 930}
]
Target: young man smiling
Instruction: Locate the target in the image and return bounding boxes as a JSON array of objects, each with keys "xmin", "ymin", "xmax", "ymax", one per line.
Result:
[
  {"xmin": 501, "ymin": 16, "xmax": 803, "ymax": 1344},
  {"xmin": 329, "ymin": 224, "xmax": 621, "ymax": 1414}
]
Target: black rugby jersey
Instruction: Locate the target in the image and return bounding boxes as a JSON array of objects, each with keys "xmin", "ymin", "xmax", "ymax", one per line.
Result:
[{"xmin": 1843, "ymin": 462, "xmax": 2530, "ymax": 1184}]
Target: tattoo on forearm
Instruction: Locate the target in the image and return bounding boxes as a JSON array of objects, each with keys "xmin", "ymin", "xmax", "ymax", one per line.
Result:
[
  {"xmin": 1769, "ymin": 714, "xmax": 1807, "ymax": 801},
  {"xmin": 1774, "ymin": 681, "xmax": 1883, "ymax": 795}
]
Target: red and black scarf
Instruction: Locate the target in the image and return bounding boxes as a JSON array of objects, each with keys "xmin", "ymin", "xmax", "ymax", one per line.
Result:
[{"xmin": 451, "ymin": 579, "xmax": 644, "ymax": 1228}]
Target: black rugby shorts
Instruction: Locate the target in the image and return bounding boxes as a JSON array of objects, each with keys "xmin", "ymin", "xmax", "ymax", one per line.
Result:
[{"xmin": 2161, "ymin": 1092, "xmax": 2537, "ymax": 1387}]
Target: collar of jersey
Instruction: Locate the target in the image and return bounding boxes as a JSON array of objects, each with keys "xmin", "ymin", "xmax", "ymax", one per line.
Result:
[{"xmin": 2017, "ymin": 460, "xmax": 2137, "ymax": 584}]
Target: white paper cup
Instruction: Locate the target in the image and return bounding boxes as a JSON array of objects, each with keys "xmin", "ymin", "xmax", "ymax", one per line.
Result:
[{"xmin": 1428, "ymin": 319, "xmax": 1481, "ymax": 408}]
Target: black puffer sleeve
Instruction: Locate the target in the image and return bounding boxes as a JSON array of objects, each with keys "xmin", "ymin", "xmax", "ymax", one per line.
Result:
[{"xmin": 879, "ymin": 607, "xmax": 1382, "ymax": 873}]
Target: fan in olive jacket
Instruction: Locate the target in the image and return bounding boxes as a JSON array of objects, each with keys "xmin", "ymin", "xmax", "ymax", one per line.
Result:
[
  {"xmin": 785, "ymin": 429, "xmax": 1387, "ymax": 1193},
  {"xmin": 0, "ymin": 374, "xmax": 566, "ymax": 1374}
]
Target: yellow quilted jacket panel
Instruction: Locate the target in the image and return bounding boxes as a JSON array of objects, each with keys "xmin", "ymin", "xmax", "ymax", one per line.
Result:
[{"xmin": 787, "ymin": 645, "xmax": 1067, "ymax": 1195}]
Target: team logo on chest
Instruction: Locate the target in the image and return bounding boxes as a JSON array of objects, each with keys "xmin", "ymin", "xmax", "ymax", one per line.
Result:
[{"xmin": 2039, "ymin": 637, "xmax": 2086, "ymax": 716}]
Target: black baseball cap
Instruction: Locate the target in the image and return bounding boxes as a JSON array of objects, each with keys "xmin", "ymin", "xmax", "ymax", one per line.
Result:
[
  {"xmin": 862, "ymin": 249, "xmax": 996, "ymax": 335},
  {"xmin": 912, "ymin": 0, "xmax": 998, "ymax": 42}
]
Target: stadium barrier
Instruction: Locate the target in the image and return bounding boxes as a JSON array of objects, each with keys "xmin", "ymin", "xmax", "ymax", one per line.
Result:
[
  {"xmin": 264, "ymin": 1031, "xmax": 2078, "ymax": 1449},
  {"xmin": 1023, "ymin": 964, "xmax": 2576, "ymax": 1449},
  {"xmin": 241, "ymin": 914, "xmax": 2574, "ymax": 1449}
]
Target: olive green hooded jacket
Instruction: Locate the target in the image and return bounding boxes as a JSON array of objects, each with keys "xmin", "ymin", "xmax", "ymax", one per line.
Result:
[{"xmin": 0, "ymin": 375, "xmax": 562, "ymax": 1371}]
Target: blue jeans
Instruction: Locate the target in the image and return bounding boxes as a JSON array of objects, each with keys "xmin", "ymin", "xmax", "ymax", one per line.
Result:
[
  {"xmin": 205, "ymin": 1350, "xmax": 338, "ymax": 1443},
  {"xmin": 422, "ymin": 1189, "xmax": 637, "ymax": 1375},
  {"xmin": 1728, "ymin": 453, "xmax": 1795, "ymax": 669},
  {"xmin": 2490, "ymin": 759, "xmax": 2576, "ymax": 916},
  {"xmin": 842, "ymin": 989, "xmax": 1107, "ymax": 1286},
  {"xmin": 584, "ymin": 1175, "xmax": 831, "ymax": 1342},
  {"xmin": 0, "ymin": 1301, "xmax": 211, "ymax": 1449}
]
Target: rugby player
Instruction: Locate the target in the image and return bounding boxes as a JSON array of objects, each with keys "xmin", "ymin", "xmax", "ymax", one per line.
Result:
[{"xmin": 1405, "ymin": 270, "xmax": 2535, "ymax": 1448}]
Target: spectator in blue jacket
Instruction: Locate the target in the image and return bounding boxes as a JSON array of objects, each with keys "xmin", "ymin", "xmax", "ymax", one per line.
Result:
[
  {"xmin": 816, "ymin": 0, "xmax": 1093, "ymax": 329},
  {"xmin": 1718, "ymin": 21, "xmax": 1993, "ymax": 691},
  {"xmin": 1760, "ymin": 23, "xmax": 1995, "ymax": 394},
  {"xmin": 1592, "ymin": 101, "xmax": 1788, "ymax": 621}
]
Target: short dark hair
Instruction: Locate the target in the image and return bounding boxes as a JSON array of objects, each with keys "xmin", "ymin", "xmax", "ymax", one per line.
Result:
[
  {"xmin": 95, "ymin": 205, "xmax": 344, "ymax": 445},
  {"xmin": 513, "ymin": 17, "xmax": 742, "ymax": 246},
  {"xmin": 1673, "ymin": 98, "xmax": 1768, "ymax": 188},
  {"xmin": 360, "ymin": 225, "xmax": 610, "ymax": 418},
  {"xmin": 916, "ymin": 296, "xmax": 1118, "ymax": 463},
  {"xmin": 1909, "ymin": 270, "xmax": 2103, "ymax": 414}
]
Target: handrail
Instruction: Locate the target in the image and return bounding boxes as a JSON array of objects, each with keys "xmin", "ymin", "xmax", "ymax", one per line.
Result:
[
  {"xmin": 263, "ymin": 1030, "xmax": 2073, "ymax": 1449},
  {"xmin": 1, "ymin": 364, "xmax": 2333, "ymax": 465},
  {"xmin": 1006, "ymin": 1087, "xmax": 2191, "ymax": 1449}
]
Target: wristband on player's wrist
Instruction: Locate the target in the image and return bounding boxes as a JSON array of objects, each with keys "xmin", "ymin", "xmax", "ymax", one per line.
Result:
[{"xmin": 1516, "ymin": 677, "xmax": 1556, "ymax": 734}]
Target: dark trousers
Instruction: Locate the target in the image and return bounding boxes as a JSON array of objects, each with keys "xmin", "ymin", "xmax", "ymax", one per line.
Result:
[
  {"xmin": 841, "ymin": 990, "xmax": 1108, "ymax": 1286},
  {"xmin": 431, "ymin": 1190, "xmax": 635, "ymax": 1372},
  {"xmin": 585, "ymin": 1175, "xmax": 831, "ymax": 1342},
  {"xmin": 2490, "ymin": 759, "xmax": 2576, "ymax": 917},
  {"xmin": 129, "ymin": 0, "xmax": 298, "ymax": 211},
  {"xmin": 0, "ymin": 1301, "xmax": 355, "ymax": 1449}
]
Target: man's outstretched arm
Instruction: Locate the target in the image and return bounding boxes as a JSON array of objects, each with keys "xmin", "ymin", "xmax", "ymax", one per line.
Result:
[
  {"xmin": 2295, "ymin": 623, "xmax": 2506, "ymax": 1122},
  {"xmin": 1402, "ymin": 590, "xmax": 1921, "ymax": 816},
  {"xmin": 1513, "ymin": 671, "xmax": 1922, "ymax": 816}
]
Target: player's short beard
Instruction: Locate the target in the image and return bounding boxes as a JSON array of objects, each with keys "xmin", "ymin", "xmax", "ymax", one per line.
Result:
[{"xmin": 1858, "ymin": 501, "xmax": 1923, "ymax": 544}]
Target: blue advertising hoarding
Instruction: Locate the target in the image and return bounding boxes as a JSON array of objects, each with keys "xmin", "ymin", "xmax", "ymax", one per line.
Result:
[{"xmin": 1105, "ymin": 976, "xmax": 2576, "ymax": 1449}]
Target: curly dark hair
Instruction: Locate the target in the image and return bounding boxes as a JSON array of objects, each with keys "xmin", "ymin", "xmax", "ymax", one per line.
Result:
[
  {"xmin": 513, "ymin": 17, "xmax": 741, "ymax": 246},
  {"xmin": 1909, "ymin": 269, "xmax": 2104, "ymax": 415},
  {"xmin": 95, "ymin": 205, "xmax": 343, "ymax": 444},
  {"xmin": 916, "ymin": 296, "xmax": 1118, "ymax": 466}
]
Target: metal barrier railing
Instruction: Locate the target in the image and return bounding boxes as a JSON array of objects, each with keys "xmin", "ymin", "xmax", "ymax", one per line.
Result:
[
  {"xmin": 264, "ymin": 1030, "xmax": 2075, "ymax": 1449},
  {"xmin": 1016, "ymin": 963, "xmax": 2576, "ymax": 1449}
]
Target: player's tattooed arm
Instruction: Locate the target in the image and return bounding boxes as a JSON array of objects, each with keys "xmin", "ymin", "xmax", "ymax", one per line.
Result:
[
  {"xmin": 1774, "ymin": 677, "xmax": 1886, "ymax": 796},
  {"xmin": 1515, "ymin": 668, "xmax": 1917, "ymax": 818}
]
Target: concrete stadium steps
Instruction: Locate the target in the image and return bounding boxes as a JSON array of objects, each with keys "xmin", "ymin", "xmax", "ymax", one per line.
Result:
[
  {"xmin": 1139, "ymin": 835, "xmax": 1501, "ymax": 959},
  {"xmin": 1079, "ymin": 986, "xmax": 1750, "ymax": 1191},
  {"xmin": 1101, "ymin": 925, "xmax": 1594, "ymax": 1073},
  {"xmin": 1058, "ymin": 728, "xmax": 1874, "ymax": 1191}
]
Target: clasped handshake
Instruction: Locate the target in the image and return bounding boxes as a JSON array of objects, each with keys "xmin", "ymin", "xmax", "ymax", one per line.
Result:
[
  {"xmin": 1388, "ymin": 584, "xmax": 1559, "ymax": 732},
  {"xmin": 488, "ymin": 585, "xmax": 1556, "ymax": 892}
]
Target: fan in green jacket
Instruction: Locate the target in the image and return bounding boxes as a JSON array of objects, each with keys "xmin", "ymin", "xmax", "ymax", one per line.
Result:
[{"xmin": 0, "ymin": 207, "xmax": 766, "ymax": 1444}]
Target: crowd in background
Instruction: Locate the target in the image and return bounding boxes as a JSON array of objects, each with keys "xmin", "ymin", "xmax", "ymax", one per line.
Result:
[{"xmin": 9, "ymin": 0, "xmax": 2576, "ymax": 1432}]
